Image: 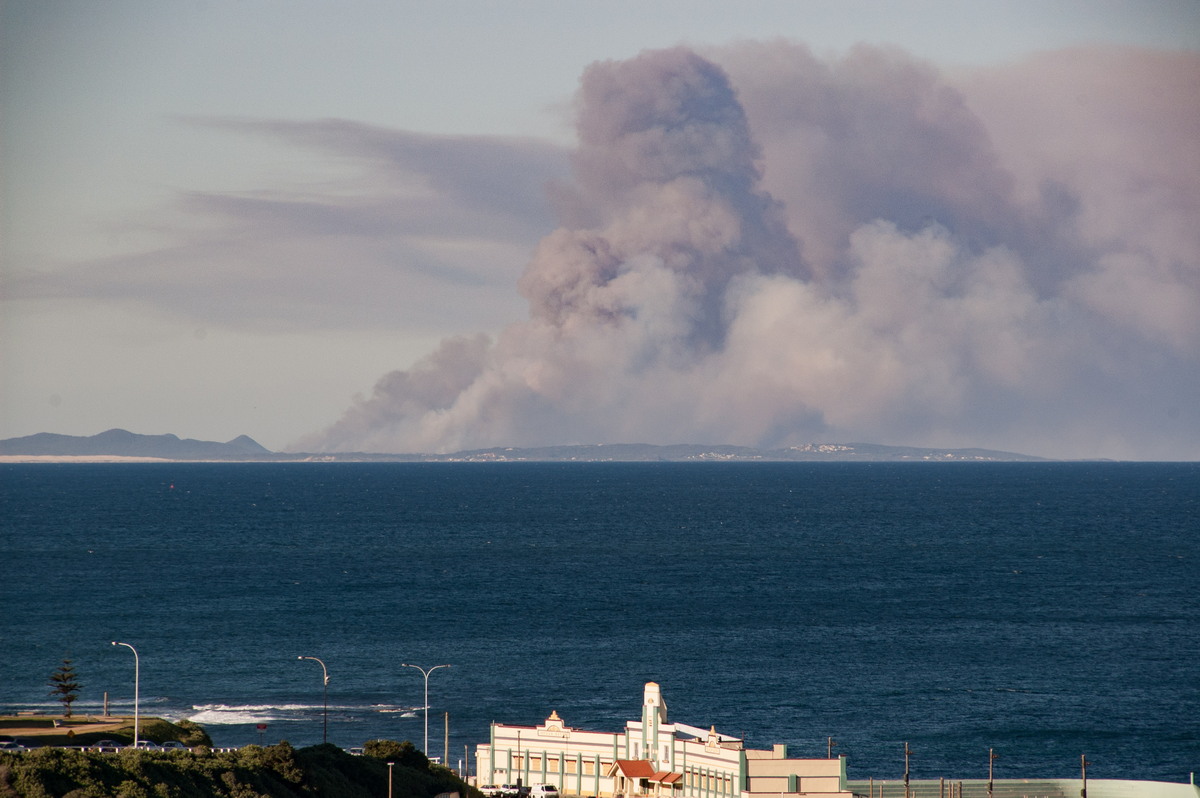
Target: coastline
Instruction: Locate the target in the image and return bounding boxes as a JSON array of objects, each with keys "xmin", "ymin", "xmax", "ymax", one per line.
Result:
[{"xmin": 0, "ymin": 455, "xmax": 176, "ymax": 463}]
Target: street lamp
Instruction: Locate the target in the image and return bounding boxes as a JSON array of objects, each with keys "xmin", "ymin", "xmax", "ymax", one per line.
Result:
[
  {"xmin": 110, "ymin": 642, "xmax": 139, "ymax": 747},
  {"xmin": 903, "ymin": 742, "xmax": 913, "ymax": 798},
  {"xmin": 401, "ymin": 663, "xmax": 450, "ymax": 755},
  {"xmin": 298, "ymin": 656, "xmax": 329, "ymax": 744}
]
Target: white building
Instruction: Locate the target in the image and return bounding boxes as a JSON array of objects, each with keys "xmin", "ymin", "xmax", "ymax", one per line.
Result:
[{"xmin": 475, "ymin": 682, "xmax": 852, "ymax": 798}]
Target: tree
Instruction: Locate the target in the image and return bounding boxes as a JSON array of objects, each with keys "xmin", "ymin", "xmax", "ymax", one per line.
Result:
[
  {"xmin": 48, "ymin": 658, "xmax": 83, "ymax": 717},
  {"xmin": 364, "ymin": 738, "xmax": 430, "ymax": 769}
]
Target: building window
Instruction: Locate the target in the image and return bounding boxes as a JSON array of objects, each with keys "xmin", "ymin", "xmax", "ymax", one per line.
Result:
[
  {"xmin": 513, "ymin": 756, "xmax": 524, "ymax": 770},
  {"xmin": 584, "ymin": 760, "xmax": 595, "ymax": 776},
  {"xmin": 531, "ymin": 756, "xmax": 542, "ymax": 771},
  {"xmin": 548, "ymin": 757, "xmax": 559, "ymax": 772},
  {"xmin": 565, "ymin": 759, "xmax": 577, "ymax": 775}
]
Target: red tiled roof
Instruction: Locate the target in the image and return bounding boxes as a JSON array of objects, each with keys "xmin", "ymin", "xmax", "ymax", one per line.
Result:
[
  {"xmin": 612, "ymin": 760, "xmax": 683, "ymax": 784},
  {"xmin": 614, "ymin": 760, "xmax": 657, "ymax": 778}
]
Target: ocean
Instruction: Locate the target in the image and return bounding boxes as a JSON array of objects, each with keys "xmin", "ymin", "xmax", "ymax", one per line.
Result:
[{"xmin": 1, "ymin": 462, "xmax": 1197, "ymax": 783}]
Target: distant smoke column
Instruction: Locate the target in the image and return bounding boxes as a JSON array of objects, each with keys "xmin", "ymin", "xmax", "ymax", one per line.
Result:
[
  {"xmin": 520, "ymin": 47, "xmax": 807, "ymax": 352},
  {"xmin": 306, "ymin": 48, "xmax": 811, "ymax": 453}
]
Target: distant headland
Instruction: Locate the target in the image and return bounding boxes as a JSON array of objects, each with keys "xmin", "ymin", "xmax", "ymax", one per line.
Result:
[
  {"xmin": 0, "ymin": 429, "xmax": 1047, "ymax": 462},
  {"xmin": 0, "ymin": 429, "xmax": 272, "ymax": 461}
]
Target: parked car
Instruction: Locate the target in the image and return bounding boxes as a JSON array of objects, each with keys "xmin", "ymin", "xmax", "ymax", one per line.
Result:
[
  {"xmin": 0, "ymin": 741, "xmax": 30, "ymax": 753},
  {"xmin": 530, "ymin": 786, "xmax": 559, "ymax": 798},
  {"xmin": 93, "ymin": 740, "xmax": 124, "ymax": 752},
  {"xmin": 132, "ymin": 741, "xmax": 163, "ymax": 751},
  {"xmin": 160, "ymin": 741, "xmax": 190, "ymax": 750}
]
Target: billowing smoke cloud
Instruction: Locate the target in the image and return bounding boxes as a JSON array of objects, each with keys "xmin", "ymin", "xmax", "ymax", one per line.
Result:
[{"xmin": 301, "ymin": 43, "xmax": 1200, "ymax": 459}]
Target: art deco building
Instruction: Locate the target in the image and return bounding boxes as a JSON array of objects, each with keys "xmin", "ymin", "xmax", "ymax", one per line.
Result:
[{"xmin": 474, "ymin": 683, "xmax": 851, "ymax": 798}]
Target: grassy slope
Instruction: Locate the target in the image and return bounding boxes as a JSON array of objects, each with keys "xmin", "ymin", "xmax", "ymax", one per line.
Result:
[{"xmin": 0, "ymin": 717, "xmax": 212, "ymax": 749}]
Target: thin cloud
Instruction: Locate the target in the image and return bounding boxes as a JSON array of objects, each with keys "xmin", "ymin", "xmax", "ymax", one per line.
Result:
[
  {"xmin": 9, "ymin": 121, "xmax": 571, "ymax": 334},
  {"xmin": 186, "ymin": 117, "xmax": 568, "ymax": 238}
]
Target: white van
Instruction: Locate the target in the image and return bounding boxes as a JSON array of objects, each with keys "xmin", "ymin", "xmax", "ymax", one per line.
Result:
[{"xmin": 530, "ymin": 786, "xmax": 559, "ymax": 798}]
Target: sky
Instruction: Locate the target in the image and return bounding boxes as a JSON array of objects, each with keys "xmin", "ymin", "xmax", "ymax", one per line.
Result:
[{"xmin": 2, "ymin": 0, "xmax": 1198, "ymax": 459}]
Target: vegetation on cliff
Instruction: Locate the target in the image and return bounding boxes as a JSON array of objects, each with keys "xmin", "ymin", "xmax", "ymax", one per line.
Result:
[{"xmin": 0, "ymin": 738, "xmax": 472, "ymax": 798}]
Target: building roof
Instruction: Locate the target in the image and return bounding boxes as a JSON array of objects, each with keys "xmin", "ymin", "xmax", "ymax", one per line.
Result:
[
  {"xmin": 611, "ymin": 760, "xmax": 683, "ymax": 784},
  {"xmin": 613, "ymin": 760, "xmax": 657, "ymax": 778}
]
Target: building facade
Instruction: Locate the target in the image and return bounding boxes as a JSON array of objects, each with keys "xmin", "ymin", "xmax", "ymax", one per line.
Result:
[{"xmin": 475, "ymin": 683, "xmax": 852, "ymax": 798}]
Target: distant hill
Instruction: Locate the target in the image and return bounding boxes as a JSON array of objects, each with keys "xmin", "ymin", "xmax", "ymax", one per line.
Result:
[
  {"xmin": 0, "ymin": 431, "xmax": 1046, "ymax": 462},
  {"xmin": 0, "ymin": 429, "xmax": 272, "ymax": 459}
]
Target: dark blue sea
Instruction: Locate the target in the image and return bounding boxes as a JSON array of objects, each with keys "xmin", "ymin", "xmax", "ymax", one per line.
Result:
[{"xmin": 2, "ymin": 462, "xmax": 1197, "ymax": 783}]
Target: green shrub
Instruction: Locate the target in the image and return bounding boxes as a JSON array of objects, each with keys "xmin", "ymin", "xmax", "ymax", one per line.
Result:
[{"xmin": 0, "ymin": 738, "xmax": 472, "ymax": 798}]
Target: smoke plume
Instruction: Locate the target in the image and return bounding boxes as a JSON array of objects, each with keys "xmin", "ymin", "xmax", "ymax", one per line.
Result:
[{"xmin": 302, "ymin": 43, "xmax": 1200, "ymax": 459}]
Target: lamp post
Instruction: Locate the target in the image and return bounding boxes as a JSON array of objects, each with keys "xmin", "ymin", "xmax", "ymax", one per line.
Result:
[
  {"xmin": 903, "ymin": 742, "xmax": 913, "ymax": 798},
  {"xmin": 401, "ymin": 663, "xmax": 450, "ymax": 755},
  {"xmin": 988, "ymin": 749, "xmax": 999, "ymax": 798},
  {"xmin": 388, "ymin": 761, "xmax": 395, "ymax": 798},
  {"xmin": 298, "ymin": 656, "xmax": 329, "ymax": 744},
  {"xmin": 110, "ymin": 642, "xmax": 139, "ymax": 747}
]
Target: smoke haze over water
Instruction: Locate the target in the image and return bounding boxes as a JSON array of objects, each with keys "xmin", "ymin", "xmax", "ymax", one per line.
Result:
[{"xmin": 301, "ymin": 43, "xmax": 1200, "ymax": 460}]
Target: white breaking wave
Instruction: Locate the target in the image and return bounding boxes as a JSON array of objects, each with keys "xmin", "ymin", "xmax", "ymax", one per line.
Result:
[
  {"xmin": 188, "ymin": 703, "xmax": 421, "ymax": 725},
  {"xmin": 189, "ymin": 704, "xmax": 319, "ymax": 725}
]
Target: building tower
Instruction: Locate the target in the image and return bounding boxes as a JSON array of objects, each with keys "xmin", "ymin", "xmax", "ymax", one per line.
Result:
[{"xmin": 642, "ymin": 682, "xmax": 668, "ymax": 764}]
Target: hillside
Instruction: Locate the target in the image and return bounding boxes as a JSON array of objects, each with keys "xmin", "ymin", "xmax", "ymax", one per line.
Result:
[
  {"xmin": 0, "ymin": 429, "xmax": 272, "ymax": 460},
  {"xmin": 0, "ymin": 739, "xmax": 471, "ymax": 798}
]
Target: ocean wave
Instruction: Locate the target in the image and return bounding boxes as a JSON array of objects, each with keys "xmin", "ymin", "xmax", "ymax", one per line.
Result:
[
  {"xmin": 192, "ymin": 703, "xmax": 328, "ymax": 713},
  {"xmin": 188, "ymin": 709, "xmax": 290, "ymax": 725},
  {"xmin": 187, "ymin": 703, "xmax": 422, "ymax": 725}
]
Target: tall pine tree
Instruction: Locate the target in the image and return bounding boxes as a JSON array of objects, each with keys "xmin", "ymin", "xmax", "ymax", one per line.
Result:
[{"xmin": 48, "ymin": 658, "xmax": 83, "ymax": 717}]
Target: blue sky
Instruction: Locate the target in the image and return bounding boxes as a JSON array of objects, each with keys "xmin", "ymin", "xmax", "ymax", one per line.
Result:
[{"xmin": 3, "ymin": 1, "xmax": 1198, "ymax": 458}]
